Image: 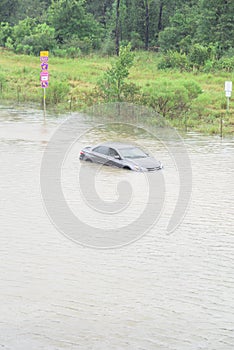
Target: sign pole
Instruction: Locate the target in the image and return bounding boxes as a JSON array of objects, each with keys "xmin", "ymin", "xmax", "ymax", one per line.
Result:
[
  {"xmin": 43, "ymin": 88, "xmax": 46, "ymax": 120},
  {"xmin": 224, "ymin": 81, "xmax": 232, "ymax": 138},
  {"xmin": 220, "ymin": 114, "xmax": 223, "ymax": 138},
  {"xmin": 227, "ymin": 96, "xmax": 230, "ymax": 112}
]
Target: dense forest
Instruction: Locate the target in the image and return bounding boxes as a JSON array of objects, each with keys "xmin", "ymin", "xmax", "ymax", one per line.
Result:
[{"xmin": 0, "ymin": 0, "xmax": 234, "ymax": 61}]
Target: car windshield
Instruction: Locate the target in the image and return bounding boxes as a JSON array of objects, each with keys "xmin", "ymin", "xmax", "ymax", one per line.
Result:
[{"xmin": 120, "ymin": 147, "xmax": 148, "ymax": 159}]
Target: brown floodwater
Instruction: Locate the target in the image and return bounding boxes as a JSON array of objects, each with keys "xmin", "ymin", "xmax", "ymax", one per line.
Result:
[{"xmin": 0, "ymin": 104, "xmax": 233, "ymax": 349}]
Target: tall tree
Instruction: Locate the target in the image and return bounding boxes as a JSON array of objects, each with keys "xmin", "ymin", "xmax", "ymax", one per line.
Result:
[
  {"xmin": 158, "ymin": 1, "xmax": 200, "ymax": 53},
  {"xmin": 0, "ymin": 0, "xmax": 18, "ymax": 24},
  {"xmin": 85, "ymin": 0, "xmax": 113, "ymax": 28},
  {"xmin": 197, "ymin": 0, "xmax": 234, "ymax": 54},
  {"xmin": 47, "ymin": 0, "xmax": 102, "ymax": 46},
  {"xmin": 115, "ymin": 0, "xmax": 121, "ymax": 55},
  {"xmin": 144, "ymin": 0, "xmax": 149, "ymax": 49}
]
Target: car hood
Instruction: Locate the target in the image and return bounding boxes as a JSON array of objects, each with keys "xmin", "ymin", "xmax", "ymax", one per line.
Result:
[{"xmin": 128, "ymin": 157, "xmax": 161, "ymax": 169}]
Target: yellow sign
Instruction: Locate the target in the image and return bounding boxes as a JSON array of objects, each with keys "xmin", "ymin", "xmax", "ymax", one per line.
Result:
[{"xmin": 40, "ymin": 51, "xmax": 49, "ymax": 57}]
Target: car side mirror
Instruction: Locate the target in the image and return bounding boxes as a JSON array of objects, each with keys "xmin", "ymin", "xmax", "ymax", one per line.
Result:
[{"xmin": 114, "ymin": 155, "xmax": 121, "ymax": 160}]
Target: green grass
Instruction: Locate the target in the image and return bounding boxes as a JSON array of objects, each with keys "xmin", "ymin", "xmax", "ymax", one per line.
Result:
[{"xmin": 0, "ymin": 49, "xmax": 233, "ymax": 135}]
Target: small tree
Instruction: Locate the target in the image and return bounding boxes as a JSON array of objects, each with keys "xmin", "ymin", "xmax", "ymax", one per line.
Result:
[
  {"xmin": 0, "ymin": 22, "xmax": 12, "ymax": 47},
  {"xmin": 188, "ymin": 44, "xmax": 213, "ymax": 70},
  {"xmin": 97, "ymin": 43, "xmax": 139, "ymax": 102}
]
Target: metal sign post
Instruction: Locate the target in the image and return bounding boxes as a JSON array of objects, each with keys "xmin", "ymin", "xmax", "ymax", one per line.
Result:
[
  {"xmin": 221, "ymin": 81, "xmax": 232, "ymax": 138},
  {"xmin": 40, "ymin": 51, "xmax": 49, "ymax": 120}
]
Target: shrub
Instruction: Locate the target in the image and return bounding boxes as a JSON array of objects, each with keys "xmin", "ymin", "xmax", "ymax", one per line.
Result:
[
  {"xmin": 0, "ymin": 22, "xmax": 12, "ymax": 46},
  {"xmin": 46, "ymin": 81, "xmax": 70, "ymax": 104},
  {"xmin": 15, "ymin": 44, "xmax": 33, "ymax": 55},
  {"xmin": 203, "ymin": 60, "xmax": 215, "ymax": 73},
  {"xmin": 188, "ymin": 44, "xmax": 216, "ymax": 70},
  {"xmin": 130, "ymin": 32, "xmax": 144, "ymax": 50},
  {"xmin": 141, "ymin": 79, "xmax": 202, "ymax": 118},
  {"xmin": 99, "ymin": 37, "xmax": 115, "ymax": 56},
  {"xmin": 158, "ymin": 50, "xmax": 189, "ymax": 71},
  {"xmin": 214, "ymin": 57, "xmax": 234, "ymax": 72},
  {"xmin": 222, "ymin": 48, "xmax": 234, "ymax": 59},
  {"xmin": 65, "ymin": 47, "xmax": 81, "ymax": 58},
  {"xmin": 51, "ymin": 48, "xmax": 67, "ymax": 58},
  {"xmin": 0, "ymin": 73, "xmax": 6, "ymax": 93},
  {"xmin": 180, "ymin": 80, "xmax": 202, "ymax": 99},
  {"xmin": 10, "ymin": 19, "xmax": 56, "ymax": 55}
]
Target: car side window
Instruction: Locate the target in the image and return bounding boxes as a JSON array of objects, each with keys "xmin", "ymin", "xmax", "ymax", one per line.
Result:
[
  {"xmin": 93, "ymin": 146, "xmax": 109, "ymax": 155},
  {"xmin": 108, "ymin": 148, "xmax": 119, "ymax": 158}
]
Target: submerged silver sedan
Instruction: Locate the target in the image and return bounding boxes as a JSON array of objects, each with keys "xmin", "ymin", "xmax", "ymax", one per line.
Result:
[{"xmin": 79, "ymin": 142, "xmax": 163, "ymax": 172}]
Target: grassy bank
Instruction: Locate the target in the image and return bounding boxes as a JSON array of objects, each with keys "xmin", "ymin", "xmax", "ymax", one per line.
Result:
[{"xmin": 0, "ymin": 49, "xmax": 233, "ymax": 136}]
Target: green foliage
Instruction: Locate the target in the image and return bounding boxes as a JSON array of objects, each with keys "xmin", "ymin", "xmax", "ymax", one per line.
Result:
[
  {"xmin": 197, "ymin": 0, "xmax": 234, "ymax": 55},
  {"xmin": 5, "ymin": 36, "xmax": 14, "ymax": 50},
  {"xmin": 98, "ymin": 37, "xmax": 116, "ymax": 56},
  {"xmin": 46, "ymin": 81, "xmax": 70, "ymax": 105},
  {"xmin": 0, "ymin": 50, "xmax": 233, "ymax": 135},
  {"xmin": 0, "ymin": 22, "xmax": 12, "ymax": 46},
  {"xmin": 0, "ymin": 0, "xmax": 18, "ymax": 25},
  {"xmin": 25, "ymin": 23, "xmax": 56, "ymax": 55},
  {"xmin": 214, "ymin": 57, "xmax": 234, "ymax": 72},
  {"xmin": 157, "ymin": 44, "xmax": 230, "ymax": 73},
  {"xmin": 48, "ymin": 0, "xmax": 103, "ymax": 50},
  {"xmin": 158, "ymin": 51, "xmax": 189, "ymax": 71},
  {"xmin": 223, "ymin": 48, "xmax": 234, "ymax": 59},
  {"xmin": 0, "ymin": 73, "xmax": 6, "ymax": 93},
  {"xmin": 158, "ymin": 4, "xmax": 199, "ymax": 53},
  {"xmin": 0, "ymin": 0, "xmax": 233, "ymax": 58},
  {"xmin": 97, "ymin": 44, "xmax": 139, "ymax": 101},
  {"xmin": 141, "ymin": 79, "xmax": 202, "ymax": 118},
  {"xmin": 129, "ymin": 32, "xmax": 144, "ymax": 50},
  {"xmin": 12, "ymin": 17, "xmax": 34, "ymax": 46},
  {"xmin": 180, "ymin": 80, "xmax": 202, "ymax": 99},
  {"xmin": 188, "ymin": 44, "xmax": 215, "ymax": 70},
  {"xmin": 158, "ymin": 27, "xmax": 179, "ymax": 52},
  {"xmin": 10, "ymin": 18, "xmax": 56, "ymax": 55}
]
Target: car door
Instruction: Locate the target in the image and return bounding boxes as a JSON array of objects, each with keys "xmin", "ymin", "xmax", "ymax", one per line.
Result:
[
  {"xmin": 91, "ymin": 146, "xmax": 110, "ymax": 164},
  {"xmin": 107, "ymin": 147, "xmax": 123, "ymax": 168}
]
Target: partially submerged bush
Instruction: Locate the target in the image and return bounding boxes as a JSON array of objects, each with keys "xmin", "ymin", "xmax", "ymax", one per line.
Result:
[
  {"xmin": 46, "ymin": 81, "xmax": 70, "ymax": 104},
  {"xmin": 141, "ymin": 79, "xmax": 202, "ymax": 118}
]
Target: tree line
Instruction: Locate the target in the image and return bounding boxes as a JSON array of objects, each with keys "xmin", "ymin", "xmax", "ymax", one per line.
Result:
[{"xmin": 0, "ymin": 0, "xmax": 233, "ymax": 62}]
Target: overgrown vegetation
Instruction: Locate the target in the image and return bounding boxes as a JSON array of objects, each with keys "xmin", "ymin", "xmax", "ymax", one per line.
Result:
[
  {"xmin": 158, "ymin": 45, "xmax": 234, "ymax": 73},
  {"xmin": 96, "ymin": 44, "xmax": 140, "ymax": 102},
  {"xmin": 0, "ymin": 2, "xmax": 233, "ymax": 136},
  {"xmin": 0, "ymin": 48, "xmax": 233, "ymax": 136}
]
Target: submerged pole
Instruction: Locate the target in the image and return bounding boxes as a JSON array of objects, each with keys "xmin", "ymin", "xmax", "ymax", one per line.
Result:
[
  {"xmin": 220, "ymin": 114, "xmax": 223, "ymax": 138},
  {"xmin": 43, "ymin": 88, "xmax": 46, "ymax": 120}
]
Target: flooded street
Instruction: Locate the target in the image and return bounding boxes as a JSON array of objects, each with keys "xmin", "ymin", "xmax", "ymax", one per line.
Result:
[{"xmin": 0, "ymin": 104, "xmax": 234, "ymax": 349}]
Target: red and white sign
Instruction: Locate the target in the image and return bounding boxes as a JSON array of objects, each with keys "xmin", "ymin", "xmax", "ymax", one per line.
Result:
[{"xmin": 40, "ymin": 72, "xmax": 49, "ymax": 82}]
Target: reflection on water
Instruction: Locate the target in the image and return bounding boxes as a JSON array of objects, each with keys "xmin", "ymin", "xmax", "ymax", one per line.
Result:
[{"xmin": 0, "ymin": 105, "xmax": 234, "ymax": 349}]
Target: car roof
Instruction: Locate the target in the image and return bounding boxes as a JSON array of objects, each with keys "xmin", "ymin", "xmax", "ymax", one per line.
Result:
[{"xmin": 99, "ymin": 142, "xmax": 136, "ymax": 150}]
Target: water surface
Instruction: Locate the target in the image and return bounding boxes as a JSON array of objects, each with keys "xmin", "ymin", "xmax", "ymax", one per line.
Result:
[{"xmin": 0, "ymin": 105, "xmax": 233, "ymax": 349}]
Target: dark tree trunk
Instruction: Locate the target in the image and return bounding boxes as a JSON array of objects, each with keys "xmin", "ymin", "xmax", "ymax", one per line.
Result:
[
  {"xmin": 115, "ymin": 0, "xmax": 120, "ymax": 56},
  {"xmin": 145, "ymin": 0, "xmax": 149, "ymax": 50},
  {"xmin": 158, "ymin": 1, "xmax": 163, "ymax": 32}
]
